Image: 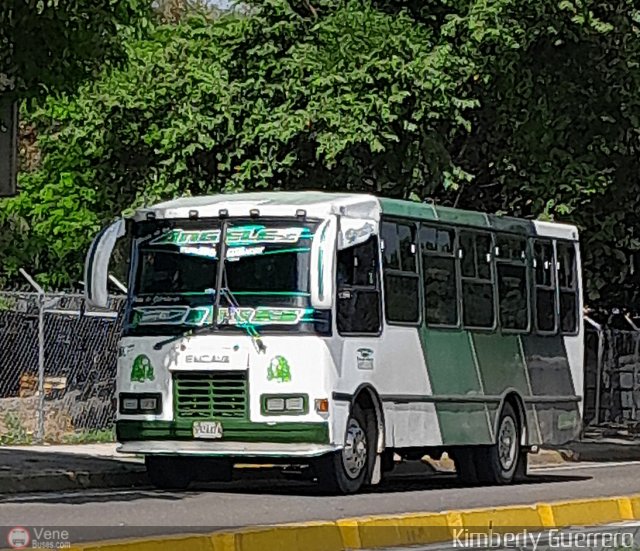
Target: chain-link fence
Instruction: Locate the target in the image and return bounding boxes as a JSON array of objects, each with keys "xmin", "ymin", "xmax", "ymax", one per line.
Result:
[
  {"xmin": 0, "ymin": 287, "xmax": 639, "ymax": 444},
  {"xmin": 584, "ymin": 321, "xmax": 640, "ymax": 437},
  {"xmin": 0, "ymin": 291, "xmax": 124, "ymax": 444}
]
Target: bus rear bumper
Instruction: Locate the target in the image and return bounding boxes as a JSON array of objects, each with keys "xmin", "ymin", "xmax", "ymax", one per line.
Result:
[{"xmin": 117, "ymin": 440, "xmax": 339, "ymax": 458}]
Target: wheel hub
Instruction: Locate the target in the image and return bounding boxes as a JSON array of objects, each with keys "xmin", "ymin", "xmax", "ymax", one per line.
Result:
[
  {"xmin": 498, "ymin": 415, "xmax": 517, "ymax": 471},
  {"xmin": 342, "ymin": 418, "xmax": 367, "ymax": 479}
]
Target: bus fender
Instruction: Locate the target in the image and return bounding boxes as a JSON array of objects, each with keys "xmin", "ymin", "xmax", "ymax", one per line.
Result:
[
  {"xmin": 335, "ymin": 384, "xmax": 386, "ymax": 454},
  {"xmin": 495, "ymin": 390, "xmax": 528, "ymax": 447}
]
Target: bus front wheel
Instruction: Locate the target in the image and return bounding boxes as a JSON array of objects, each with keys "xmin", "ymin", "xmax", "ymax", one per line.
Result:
[{"xmin": 315, "ymin": 404, "xmax": 375, "ymax": 494}]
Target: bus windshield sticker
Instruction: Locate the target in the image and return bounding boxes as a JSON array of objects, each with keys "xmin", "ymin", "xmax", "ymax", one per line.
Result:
[
  {"xmin": 338, "ymin": 219, "xmax": 376, "ymax": 249},
  {"xmin": 179, "ymin": 245, "xmax": 265, "ymax": 260},
  {"xmin": 267, "ymin": 356, "xmax": 292, "ymax": 383},
  {"xmin": 130, "ymin": 354, "xmax": 155, "ymax": 383},
  {"xmin": 149, "ymin": 225, "xmax": 312, "ymax": 247},
  {"xmin": 132, "ymin": 306, "xmax": 312, "ymax": 327},
  {"xmin": 356, "ymin": 348, "xmax": 374, "ymax": 370}
]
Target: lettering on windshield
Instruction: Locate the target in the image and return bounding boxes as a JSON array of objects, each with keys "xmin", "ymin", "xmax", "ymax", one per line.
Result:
[
  {"xmin": 131, "ymin": 306, "xmax": 314, "ymax": 327},
  {"xmin": 179, "ymin": 244, "xmax": 265, "ymax": 260},
  {"xmin": 149, "ymin": 225, "xmax": 312, "ymax": 247}
]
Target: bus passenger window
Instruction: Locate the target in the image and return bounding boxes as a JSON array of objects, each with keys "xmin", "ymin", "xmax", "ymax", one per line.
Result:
[
  {"xmin": 533, "ymin": 240, "xmax": 557, "ymax": 333},
  {"xmin": 381, "ymin": 221, "xmax": 420, "ymax": 324},
  {"xmin": 421, "ymin": 224, "xmax": 458, "ymax": 326},
  {"xmin": 460, "ymin": 231, "xmax": 495, "ymax": 329},
  {"xmin": 336, "ymin": 236, "xmax": 381, "ymax": 335},
  {"xmin": 496, "ymin": 235, "xmax": 528, "ymax": 331},
  {"xmin": 557, "ymin": 242, "xmax": 578, "ymax": 334}
]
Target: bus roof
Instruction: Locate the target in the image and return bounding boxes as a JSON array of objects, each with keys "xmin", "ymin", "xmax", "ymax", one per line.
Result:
[{"xmin": 134, "ymin": 191, "xmax": 578, "ymax": 241}]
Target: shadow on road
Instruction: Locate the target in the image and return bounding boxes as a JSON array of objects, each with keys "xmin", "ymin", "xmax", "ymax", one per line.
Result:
[
  {"xmin": 152, "ymin": 467, "xmax": 591, "ymax": 498},
  {"xmin": 0, "ymin": 447, "xmax": 591, "ymax": 503}
]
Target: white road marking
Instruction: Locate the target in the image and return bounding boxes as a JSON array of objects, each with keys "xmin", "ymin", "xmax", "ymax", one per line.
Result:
[{"xmin": 531, "ymin": 460, "xmax": 640, "ymax": 472}]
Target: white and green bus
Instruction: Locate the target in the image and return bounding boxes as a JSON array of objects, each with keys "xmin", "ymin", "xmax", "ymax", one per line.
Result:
[{"xmin": 85, "ymin": 192, "xmax": 583, "ymax": 493}]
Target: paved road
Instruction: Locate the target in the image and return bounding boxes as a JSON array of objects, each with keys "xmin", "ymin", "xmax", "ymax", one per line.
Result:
[{"xmin": 1, "ymin": 462, "xmax": 640, "ymax": 544}]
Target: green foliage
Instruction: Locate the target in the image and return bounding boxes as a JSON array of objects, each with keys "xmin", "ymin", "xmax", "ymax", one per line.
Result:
[
  {"xmin": 61, "ymin": 427, "xmax": 115, "ymax": 444},
  {"xmin": 0, "ymin": 412, "xmax": 32, "ymax": 445},
  {"xmin": 0, "ymin": 0, "xmax": 639, "ymax": 310},
  {"xmin": 0, "ymin": 0, "xmax": 150, "ymax": 99}
]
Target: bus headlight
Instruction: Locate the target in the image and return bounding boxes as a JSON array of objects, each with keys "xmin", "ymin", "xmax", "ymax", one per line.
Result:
[
  {"xmin": 285, "ymin": 397, "xmax": 304, "ymax": 411},
  {"xmin": 119, "ymin": 393, "xmax": 162, "ymax": 415},
  {"xmin": 262, "ymin": 394, "xmax": 308, "ymax": 415}
]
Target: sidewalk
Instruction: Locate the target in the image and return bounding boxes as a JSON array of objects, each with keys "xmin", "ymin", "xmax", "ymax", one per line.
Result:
[{"xmin": 0, "ymin": 443, "xmax": 146, "ymax": 494}]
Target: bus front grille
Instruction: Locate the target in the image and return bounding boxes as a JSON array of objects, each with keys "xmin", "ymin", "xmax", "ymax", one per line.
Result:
[{"xmin": 173, "ymin": 371, "xmax": 248, "ymax": 419}]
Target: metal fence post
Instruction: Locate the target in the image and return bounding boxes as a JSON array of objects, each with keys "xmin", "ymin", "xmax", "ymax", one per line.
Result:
[
  {"xmin": 36, "ymin": 292, "xmax": 45, "ymax": 443},
  {"xmin": 585, "ymin": 315, "xmax": 604, "ymax": 426},
  {"xmin": 19, "ymin": 269, "xmax": 46, "ymax": 443}
]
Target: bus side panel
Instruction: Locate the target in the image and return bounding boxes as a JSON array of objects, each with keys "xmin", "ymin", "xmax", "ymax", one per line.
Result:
[
  {"xmin": 418, "ymin": 328, "xmax": 494, "ymax": 446},
  {"xmin": 522, "ymin": 334, "xmax": 582, "ymax": 445},
  {"xmin": 333, "ymin": 325, "xmax": 443, "ymax": 448}
]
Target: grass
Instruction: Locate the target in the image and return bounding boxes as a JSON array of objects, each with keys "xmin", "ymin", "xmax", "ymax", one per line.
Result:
[{"xmin": 60, "ymin": 427, "xmax": 115, "ymax": 444}]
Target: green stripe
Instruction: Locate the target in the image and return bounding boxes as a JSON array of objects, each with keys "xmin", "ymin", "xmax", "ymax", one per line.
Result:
[
  {"xmin": 472, "ymin": 333, "xmax": 529, "ymax": 395},
  {"xmin": 116, "ymin": 420, "xmax": 330, "ymax": 444},
  {"xmin": 260, "ymin": 247, "xmax": 311, "ymax": 256},
  {"xmin": 417, "ymin": 326, "xmax": 492, "ymax": 444}
]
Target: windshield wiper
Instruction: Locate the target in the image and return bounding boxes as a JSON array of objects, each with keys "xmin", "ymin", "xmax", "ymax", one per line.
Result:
[
  {"xmin": 152, "ymin": 307, "xmax": 217, "ymax": 350},
  {"xmin": 151, "ymin": 288, "xmax": 267, "ymax": 352},
  {"xmin": 218, "ymin": 285, "xmax": 267, "ymax": 354}
]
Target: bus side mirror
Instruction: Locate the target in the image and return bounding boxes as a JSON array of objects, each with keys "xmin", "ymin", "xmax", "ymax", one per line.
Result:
[
  {"xmin": 84, "ymin": 219, "xmax": 126, "ymax": 308},
  {"xmin": 310, "ymin": 217, "xmax": 337, "ymax": 310}
]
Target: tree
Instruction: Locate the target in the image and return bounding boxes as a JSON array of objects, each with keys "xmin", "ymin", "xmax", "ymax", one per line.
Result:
[
  {"xmin": 0, "ymin": 0, "xmax": 638, "ymax": 313},
  {"xmin": 0, "ymin": 0, "xmax": 150, "ymax": 99}
]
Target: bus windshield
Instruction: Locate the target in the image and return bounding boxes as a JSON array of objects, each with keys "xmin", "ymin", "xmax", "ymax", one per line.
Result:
[{"xmin": 126, "ymin": 218, "xmax": 329, "ymax": 335}]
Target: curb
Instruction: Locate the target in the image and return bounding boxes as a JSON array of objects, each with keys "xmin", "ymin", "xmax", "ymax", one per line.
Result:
[
  {"xmin": 66, "ymin": 494, "xmax": 640, "ymax": 551},
  {"xmin": 559, "ymin": 441, "xmax": 640, "ymax": 463},
  {"xmin": 0, "ymin": 468, "xmax": 147, "ymax": 494}
]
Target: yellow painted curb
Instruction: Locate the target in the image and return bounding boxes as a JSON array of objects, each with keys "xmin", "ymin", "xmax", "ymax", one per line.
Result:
[{"xmin": 49, "ymin": 493, "xmax": 640, "ymax": 551}]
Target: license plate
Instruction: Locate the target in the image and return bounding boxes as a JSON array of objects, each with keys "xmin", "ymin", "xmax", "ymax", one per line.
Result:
[{"xmin": 193, "ymin": 421, "xmax": 223, "ymax": 439}]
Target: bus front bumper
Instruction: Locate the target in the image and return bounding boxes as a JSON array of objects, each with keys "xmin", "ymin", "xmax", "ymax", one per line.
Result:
[
  {"xmin": 116, "ymin": 420, "xmax": 334, "ymax": 458},
  {"xmin": 118, "ymin": 440, "xmax": 339, "ymax": 457}
]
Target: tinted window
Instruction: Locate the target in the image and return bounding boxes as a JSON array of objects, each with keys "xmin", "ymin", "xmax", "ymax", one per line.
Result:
[
  {"xmin": 421, "ymin": 225, "xmax": 458, "ymax": 326},
  {"xmin": 384, "ymin": 274, "xmax": 420, "ymax": 323},
  {"xmin": 557, "ymin": 242, "xmax": 578, "ymax": 333},
  {"xmin": 460, "ymin": 231, "xmax": 495, "ymax": 328},
  {"xmin": 496, "ymin": 235, "xmax": 528, "ymax": 331},
  {"xmin": 337, "ymin": 236, "xmax": 381, "ymax": 334},
  {"xmin": 382, "ymin": 221, "xmax": 420, "ymax": 324},
  {"xmin": 534, "ymin": 240, "xmax": 557, "ymax": 333}
]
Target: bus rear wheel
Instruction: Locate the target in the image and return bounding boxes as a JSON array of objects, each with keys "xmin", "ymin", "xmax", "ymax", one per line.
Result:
[
  {"xmin": 315, "ymin": 404, "xmax": 375, "ymax": 494},
  {"xmin": 145, "ymin": 456, "xmax": 193, "ymax": 490},
  {"xmin": 476, "ymin": 402, "xmax": 522, "ymax": 485}
]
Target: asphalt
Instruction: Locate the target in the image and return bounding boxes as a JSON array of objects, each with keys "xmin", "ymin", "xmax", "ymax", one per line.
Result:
[
  {"xmin": 2, "ymin": 459, "xmax": 640, "ymax": 544},
  {"xmin": 0, "ymin": 443, "xmax": 569, "ymax": 494}
]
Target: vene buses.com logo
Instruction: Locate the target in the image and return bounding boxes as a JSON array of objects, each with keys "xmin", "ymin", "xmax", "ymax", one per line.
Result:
[{"xmin": 7, "ymin": 526, "xmax": 30, "ymax": 549}]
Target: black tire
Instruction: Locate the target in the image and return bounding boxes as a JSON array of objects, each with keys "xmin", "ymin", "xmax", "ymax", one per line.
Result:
[
  {"xmin": 145, "ymin": 456, "xmax": 193, "ymax": 490},
  {"xmin": 315, "ymin": 404, "xmax": 375, "ymax": 494},
  {"xmin": 475, "ymin": 402, "xmax": 521, "ymax": 485},
  {"xmin": 451, "ymin": 448, "xmax": 479, "ymax": 485}
]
